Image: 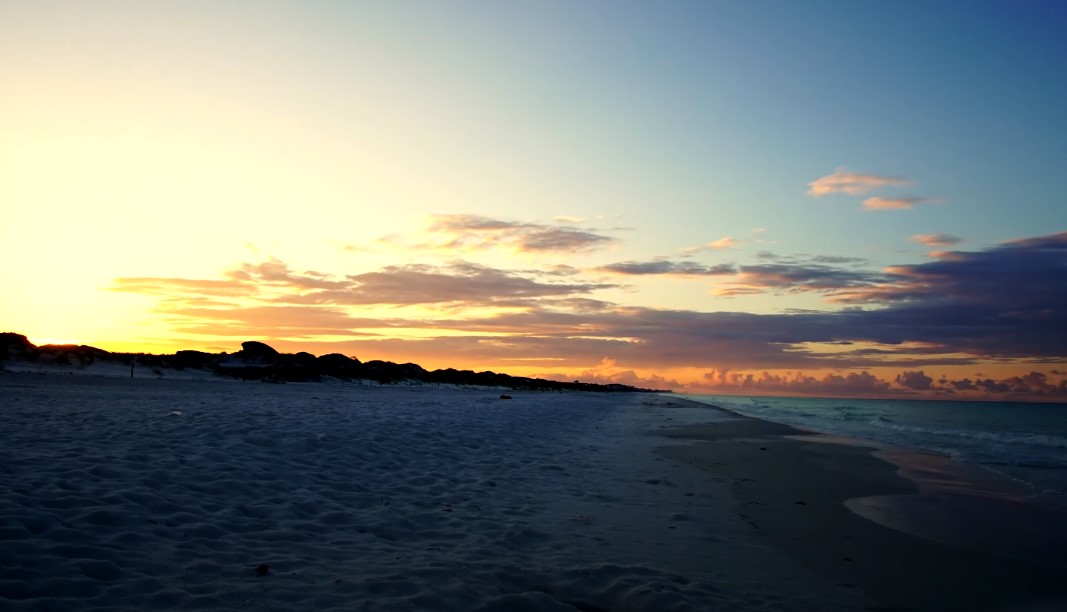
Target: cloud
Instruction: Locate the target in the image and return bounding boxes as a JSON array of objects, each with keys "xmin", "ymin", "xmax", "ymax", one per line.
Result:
[
  {"xmin": 548, "ymin": 232, "xmax": 1067, "ymax": 367},
  {"xmin": 293, "ymin": 262, "xmax": 615, "ymax": 306},
  {"xmin": 167, "ymin": 306, "xmax": 382, "ymax": 337},
  {"xmin": 862, "ymin": 196, "xmax": 941, "ymax": 211},
  {"xmin": 717, "ymin": 263, "xmax": 890, "ymax": 297},
  {"xmin": 702, "ymin": 369, "xmax": 891, "ymax": 396},
  {"xmin": 111, "ymin": 231, "xmax": 1067, "ymax": 397},
  {"xmin": 537, "ymin": 264, "xmax": 583, "ymax": 277},
  {"xmin": 110, "ymin": 277, "xmax": 254, "ymax": 297},
  {"xmin": 826, "ymin": 231, "xmax": 1067, "ymax": 358},
  {"xmin": 808, "ymin": 168, "xmax": 911, "ymax": 197},
  {"xmin": 726, "ymin": 232, "xmax": 1067, "ymax": 336},
  {"xmin": 698, "ymin": 368, "xmax": 1067, "ymax": 399},
  {"xmin": 950, "ymin": 378, "xmax": 976, "ymax": 391},
  {"xmin": 895, "ymin": 370, "xmax": 934, "ymax": 390},
  {"xmin": 595, "ymin": 260, "xmax": 736, "ymax": 276},
  {"xmin": 837, "ymin": 230, "xmax": 1066, "ymax": 297},
  {"xmin": 810, "ymin": 255, "xmax": 869, "ymax": 264},
  {"xmin": 752, "ymin": 252, "xmax": 868, "ymax": 265},
  {"xmin": 230, "ymin": 259, "xmax": 350, "ymax": 290},
  {"xmin": 935, "ymin": 371, "xmax": 1066, "ymax": 398},
  {"xmin": 415, "ymin": 307, "xmax": 873, "ymax": 370},
  {"xmin": 426, "ymin": 214, "xmax": 616, "ymax": 253},
  {"xmin": 119, "ymin": 258, "xmax": 613, "ymax": 309},
  {"xmin": 910, "ymin": 233, "xmax": 962, "ymax": 247},
  {"xmin": 545, "ymin": 356, "xmax": 685, "ymax": 390},
  {"xmin": 683, "ymin": 236, "xmax": 739, "ymax": 253}
]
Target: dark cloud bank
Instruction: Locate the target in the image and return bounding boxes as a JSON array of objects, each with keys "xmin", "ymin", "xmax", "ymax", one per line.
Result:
[{"xmin": 111, "ymin": 231, "xmax": 1067, "ymax": 400}]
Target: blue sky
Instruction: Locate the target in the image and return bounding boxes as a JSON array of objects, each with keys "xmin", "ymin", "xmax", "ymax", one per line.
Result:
[{"xmin": 2, "ymin": 0, "xmax": 1065, "ymax": 398}]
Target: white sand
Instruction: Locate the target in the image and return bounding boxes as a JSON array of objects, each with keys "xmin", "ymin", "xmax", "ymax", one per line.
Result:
[{"xmin": 0, "ymin": 373, "xmax": 864, "ymax": 611}]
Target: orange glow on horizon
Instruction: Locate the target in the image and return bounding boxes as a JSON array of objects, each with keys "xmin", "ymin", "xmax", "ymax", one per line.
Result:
[{"xmin": 30, "ymin": 337, "xmax": 82, "ymax": 347}]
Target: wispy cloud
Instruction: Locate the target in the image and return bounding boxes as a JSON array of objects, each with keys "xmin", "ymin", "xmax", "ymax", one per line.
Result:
[
  {"xmin": 425, "ymin": 214, "xmax": 617, "ymax": 253},
  {"xmin": 296, "ymin": 262, "xmax": 615, "ymax": 306},
  {"xmin": 682, "ymin": 236, "xmax": 739, "ymax": 253},
  {"xmin": 230, "ymin": 259, "xmax": 350, "ymax": 290},
  {"xmin": 110, "ymin": 277, "xmax": 255, "ymax": 297},
  {"xmin": 910, "ymin": 233, "xmax": 961, "ymax": 247},
  {"xmin": 862, "ymin": 196, "xmax": 941, "ymax": 211},
  {"xmin": 595, "ymin": 260, "xmax": 736, "ymax": 276},
  {"xmin": 755, "ymin": 252, "xmax": 868, "ymax": 265},
  {"xmin": 808, "ymin": 168, "xmax": 940, "ymax": 212},
  {"xmin": 808, "ymin": 167, "xmax": 911, "ymax": 197},
  {"xmin": 114, "ymin": 259, "xmax": 615, "ymax": 310},
  {"xmin": 168, "ymin": 305, "xmax": 381, "ymax": 337},
  {"xmin": 717, "ymin": 263, "xmax": 890, "ymax": 297}
]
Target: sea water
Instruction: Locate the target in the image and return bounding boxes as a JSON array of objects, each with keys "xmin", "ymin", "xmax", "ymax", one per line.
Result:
[{"xmin": 680, "ymin": 394, "xmax": 1067, "ymax": 505}]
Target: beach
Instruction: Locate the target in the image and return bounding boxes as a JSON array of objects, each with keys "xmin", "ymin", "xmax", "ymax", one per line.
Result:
[
  {"xmin": 2, "ymin": 373, "xmax": 1066, "ymax": 610},
  {"xmin": 660, "ymin": 415, "xmax": 1067, "ymax": 611}
]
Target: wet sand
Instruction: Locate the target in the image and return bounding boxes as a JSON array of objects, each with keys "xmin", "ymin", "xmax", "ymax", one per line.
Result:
[{"xmin": 658, "ymin": 413, "xmax": 1067, "ymax": 611}]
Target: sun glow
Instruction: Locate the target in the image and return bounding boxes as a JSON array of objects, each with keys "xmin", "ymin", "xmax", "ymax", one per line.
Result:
[{"xmin": 30, "ymin": 338, "xmax": 82, "ymax": 347}]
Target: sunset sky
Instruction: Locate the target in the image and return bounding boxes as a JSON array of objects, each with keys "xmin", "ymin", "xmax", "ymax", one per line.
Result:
[{"xmin": 3, "ymin": 1, "xmax": 1065, "ymax": 400}]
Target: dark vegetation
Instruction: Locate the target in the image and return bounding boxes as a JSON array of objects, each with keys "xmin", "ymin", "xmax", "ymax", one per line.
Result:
[{"xmin": 0, "ymin": 333, "xmax": 667, "ymax": 393}]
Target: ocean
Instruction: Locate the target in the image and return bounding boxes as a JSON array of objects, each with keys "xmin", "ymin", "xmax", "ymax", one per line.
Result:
[{"xmin": 680, "ymin": 394, "xmax": 1067, "ymax": 505}]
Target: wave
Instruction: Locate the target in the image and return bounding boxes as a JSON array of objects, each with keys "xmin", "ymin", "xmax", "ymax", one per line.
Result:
[{"xmin": 867, "ymin": 418, "xmax": 1067, "ymax": 449}]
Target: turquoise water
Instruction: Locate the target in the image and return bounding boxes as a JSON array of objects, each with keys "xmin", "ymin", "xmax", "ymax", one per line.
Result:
[{"xmin": 680, "ymin": 394, "xmax": 1067, "ymax": 504}]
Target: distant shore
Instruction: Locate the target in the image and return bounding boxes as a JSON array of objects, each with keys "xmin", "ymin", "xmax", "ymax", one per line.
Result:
[
  {"xmin": 0, "ymin": 332, "xmax": 667, "ymax": 393},
  {"xmin": 657, "ymin": 401, "xmax": 1067, "ymax": 611}
]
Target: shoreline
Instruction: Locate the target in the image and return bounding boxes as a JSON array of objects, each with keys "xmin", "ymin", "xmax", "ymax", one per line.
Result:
[{"xmin": 657, "ymin": 400, "xmax": 1067, "ymax": 611}]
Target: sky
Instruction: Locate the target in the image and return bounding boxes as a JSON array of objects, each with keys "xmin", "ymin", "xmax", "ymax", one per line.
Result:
[{"xmin": 2, "ymin": 0, "xmax": 1066, "ymax": 401}]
